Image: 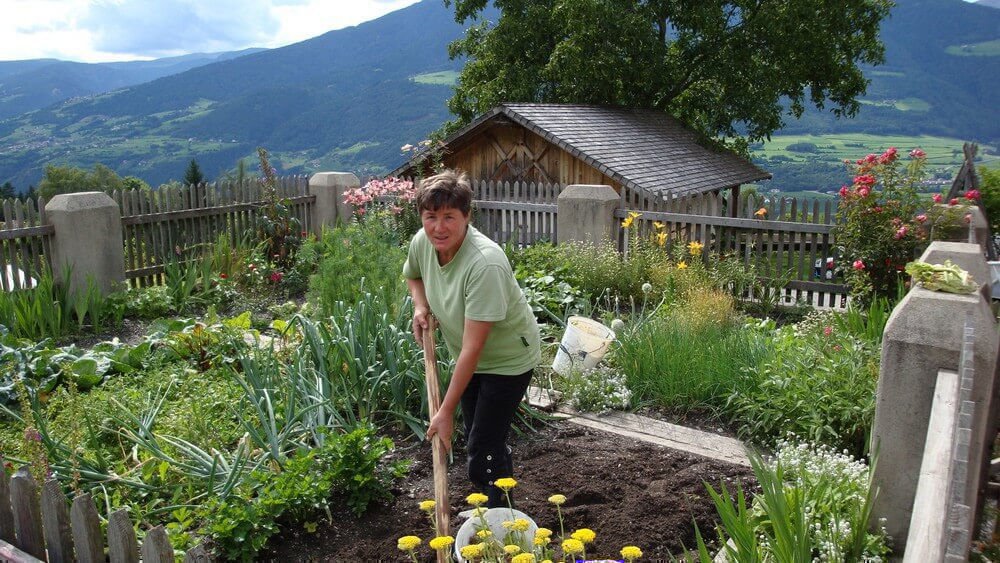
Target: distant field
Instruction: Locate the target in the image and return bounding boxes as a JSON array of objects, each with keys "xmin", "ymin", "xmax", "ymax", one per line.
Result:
[
  {"xmin": 410, "ymin": 71, "xmax": 459, "ymax": 85},
  {"xmin": 859, "ymin": 97, "xmax": 931, "ymax": 112},
  {"xmin": 945, "ymin": 39, "xmax": 1000, "ymax": 57},
  {"xmin": 755, "ymin": 133, "xmax": 997, "ymax": 168}
]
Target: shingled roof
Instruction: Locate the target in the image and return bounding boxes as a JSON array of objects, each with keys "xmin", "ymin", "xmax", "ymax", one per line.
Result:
[{"xmin": 391, "ymin": 103, "xmax": 770, "ymax": 198}]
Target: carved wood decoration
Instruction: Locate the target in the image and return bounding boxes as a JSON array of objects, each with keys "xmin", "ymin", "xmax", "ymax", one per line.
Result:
[{"xmin": 485, "ymin": 129, "xmax": 554, "ymax": 184}]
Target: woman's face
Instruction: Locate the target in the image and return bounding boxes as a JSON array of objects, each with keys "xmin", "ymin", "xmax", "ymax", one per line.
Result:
[{"xmin": 421, "ymin": 206, "xmax": 470, "ymax": 260}]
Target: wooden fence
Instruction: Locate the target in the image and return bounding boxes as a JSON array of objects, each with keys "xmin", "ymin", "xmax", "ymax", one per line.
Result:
[
  {"xmin": 0, "ymin": 198, "xmax": 53, "ymax": 293},
  {"xmin": 471, "ymin": 180, "xmax": 561, "ymax": 245},
  {"xmin": 0, "ymin": 462, "xmax": 210, "ymax": 562},
  {"xmin": 115, "ymin": 176, "xmax": 313, "ymax": 287},
  {"xmin": 618, "ymin": 189, "xmax": 847, "ymax": 309}
]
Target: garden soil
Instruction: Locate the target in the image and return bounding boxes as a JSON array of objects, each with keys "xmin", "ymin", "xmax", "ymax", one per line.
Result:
[{"xmin": 262, "ymin": 420, "xmax": 755, "ymax": 562}]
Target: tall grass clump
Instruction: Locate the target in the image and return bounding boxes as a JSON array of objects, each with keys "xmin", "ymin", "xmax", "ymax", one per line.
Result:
[
  {"xmin": 614, "ymin": 290, "xmax": 769, "ymax": 410},
  {"xmin": 307, "ymin": 220, "xmax": 407, "ymax": 317}
]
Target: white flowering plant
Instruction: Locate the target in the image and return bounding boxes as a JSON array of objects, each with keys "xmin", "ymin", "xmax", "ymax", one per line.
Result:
[
  {"xmin": 560, "ymin": 365, "xmax": 632, "ymax": 414},
  {"xmin": 690, "ymin": 440, "xmax": 889, "ymax": 562}
]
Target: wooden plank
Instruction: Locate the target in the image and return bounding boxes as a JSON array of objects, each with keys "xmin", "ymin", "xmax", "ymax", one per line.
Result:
[
  {"xmin": 41, "ymin": 479, "xmax": 74, "ymax": 563},
  {"xmin": 0, "ymin": 460, "xmax": 14, "ymax": 543},
  {"xmin": 71, "ymin": 493, "xmax": 105, "ymax": 563},
  {"xmin": 140, "ymin": 525, "xmax": 174, "ymax": 563},
  {"xmin": 11, "ymin": 467, "xmax": 44, "ymax": 560},
  {"xmin": 905, "ymin": 370, "xmax": 960, "ymax": 563},
  {"xmin": 0, "ymin": 539, "xmax": 45, "ymax": 562},
  {"xmin": 108, "ymin": 508, "xmax": 139, "ymax": 563},
  {"xmin": 119, "ymin": 195, "xmax": 314, "ymax": 226}
]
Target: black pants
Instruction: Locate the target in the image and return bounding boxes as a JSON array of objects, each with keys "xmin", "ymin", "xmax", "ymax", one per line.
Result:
[{"xmin": 460, "ymin": 369, "xmax": 533, "ymax": 508}]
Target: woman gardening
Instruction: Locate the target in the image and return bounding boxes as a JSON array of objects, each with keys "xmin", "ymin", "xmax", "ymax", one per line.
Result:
[{"xmin": 404, "ymin": 169, "xmax": 541, "ymax": 508}]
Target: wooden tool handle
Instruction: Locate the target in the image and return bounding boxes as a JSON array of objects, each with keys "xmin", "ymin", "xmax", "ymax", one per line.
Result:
[{"xmin": 422, "ymin": 315, "xmax": 450, "ymax": 557}]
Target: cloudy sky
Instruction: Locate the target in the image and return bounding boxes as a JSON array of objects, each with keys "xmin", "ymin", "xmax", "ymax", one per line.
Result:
[{"xmin": 0, "ymin": 0, "xmax": 423, "ymax": 63}]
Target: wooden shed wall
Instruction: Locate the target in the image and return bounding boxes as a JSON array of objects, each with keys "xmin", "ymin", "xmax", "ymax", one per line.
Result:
[{"xmin": 443, "ymin": 122, "xmax": 623, "ymax": 192}]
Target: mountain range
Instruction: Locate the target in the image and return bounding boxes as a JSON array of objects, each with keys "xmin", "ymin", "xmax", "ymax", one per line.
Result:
[{"xmin": 0, "ymin": 0, "xmax": 996, "ymax": 191}]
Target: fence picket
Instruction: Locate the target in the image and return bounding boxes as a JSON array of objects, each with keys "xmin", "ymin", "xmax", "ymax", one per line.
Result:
[
  {"xmin": 108, "ymin": 508, "xmax": 139, "ymax": 563},
  {"xmin": 141, "ymin": 525, "xmax": 174, "ymax": 562},
  {"xmin": 71, "ymin": 493, "xmax": 105, "ymax": 563},
  {"xmin": 0, "ymin": 461, "xmax": 13, "ymax": 544},
  {"xmin": 11, "ymin": 467, "xmax": 44, "ymax": 560},
  {"xmin": 41, "ymin": 479, "xmax": 73, "ymax": 563}
]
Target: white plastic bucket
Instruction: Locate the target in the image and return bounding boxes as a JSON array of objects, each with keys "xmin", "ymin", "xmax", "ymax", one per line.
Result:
[
  {"xmin": 454, "ymin": 507, "xmax": 539, "ymax": 562},
  {"xmin": 551, "ymin": 316, "xmax": 616, "ymax": 376}
]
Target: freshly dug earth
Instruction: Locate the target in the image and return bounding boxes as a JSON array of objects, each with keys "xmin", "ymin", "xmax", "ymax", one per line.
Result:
[{"xmin": 264, "ymin": 420, "xmax": 755, "ymax": 561}]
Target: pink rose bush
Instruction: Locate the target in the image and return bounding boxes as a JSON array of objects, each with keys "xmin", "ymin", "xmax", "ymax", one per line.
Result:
[{"xmin": 834, "ymin": 147, "xmax": 928, "ymax": 304}]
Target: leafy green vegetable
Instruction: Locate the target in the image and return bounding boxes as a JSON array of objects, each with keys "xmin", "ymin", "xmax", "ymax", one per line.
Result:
[{"xmin": 904, "ymin": 260, "xmax": 977, "ymax": 294}]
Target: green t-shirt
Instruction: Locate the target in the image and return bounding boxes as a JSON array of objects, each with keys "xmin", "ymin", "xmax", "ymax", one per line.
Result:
[{"xmin": 403, "ymin": 225, "xmax": 540, "ymax": 375}]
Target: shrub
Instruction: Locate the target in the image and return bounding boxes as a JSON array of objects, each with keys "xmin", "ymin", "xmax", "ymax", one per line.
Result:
[
  {"xmin": 833, "ymin": 147, "xmax": 927, "ymax": 304},
  {"xmin": 731, "ymin": 323, "xmax": 879, "ymax": 457},
  {"xmin": 559, "ymin": 365, "xmax": 632, "ymax": 414}
]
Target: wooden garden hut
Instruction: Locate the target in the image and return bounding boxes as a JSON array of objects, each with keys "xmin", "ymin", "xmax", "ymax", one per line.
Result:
[{"xmin": 389, "ymin": 103, "xmax": 771, "ymax": 206}]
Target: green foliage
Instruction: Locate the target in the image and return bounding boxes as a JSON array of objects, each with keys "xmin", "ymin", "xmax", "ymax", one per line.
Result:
[
  {"xmin": 307, "ymin": 221, "xmax": 407, "ymax": 316},
  {"xmin": 183, "ymin": 159, "xmax": 204, "ymax": 186},
  {"xmin": 833, "ymin": 148, "xmax": 928, "ymax": 305},
  {"xmin": 691, "ymin": 442, "xmax": 888, "ymax": 562},
  {"xmin": 38, "ymin": 163, "xmax": 131, "ymax": 199},
  {"xmin": 614, "ymin": 310, "xmax": 768, "ymax": 411},
  {"xmin": 0, "ymin": 267, "xmax": 122, "ymax": 340},
  {"xmin": 731, "ymin": 322, "xmax": 879, "ymax": 457},
  {"xmin": 785, "ymin": 142, "xmax": 819, "ymax": 154},
  {"xmin": 979, "ymin": 165, "xmax": 1000, "ymax": 257},
  {"xmin": 444, "ymin": 0, "xmax": 891, "ymax": 149},
  {"xmin": 201, "ymin": 426, "xmax": 408, "ymax": 562}
]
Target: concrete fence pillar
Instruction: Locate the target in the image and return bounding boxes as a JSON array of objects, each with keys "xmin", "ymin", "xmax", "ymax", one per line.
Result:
[
  {"xmin": 308, "ymin": 172, "xmax": 358, "ymax": 235},
  {"xmin": 45, "ymin": 192, "xmax": 125, "ymax": 296},
  {"xmin": 871, "ymin": 241, "xmax": 999, "ymax": 553},
  {"xmin": 556, "ymin": 184, "xmax": 619, "ymax": 246}
]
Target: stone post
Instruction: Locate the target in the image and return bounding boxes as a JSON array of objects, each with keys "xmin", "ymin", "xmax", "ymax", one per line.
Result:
[
  {"xmin": 308, "ymin": 172, "xmax": 358, "ymax": 235},
  {"xmin": 45, "ymin": 192, "xmax": 125, "ymax": 296},
  {"xmin": 556, "ymin": 184, "xmax": 619, "ymax": 246},
  {"xmin": 871, "ymin": 241, "xmax": 999, "ymax": 552}
]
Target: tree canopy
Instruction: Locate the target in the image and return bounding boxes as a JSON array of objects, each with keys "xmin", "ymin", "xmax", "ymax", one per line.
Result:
[
  {"xmin": 444, "ymin": 0, "xmax": 892, "ymax": 152},
  {"xmin": 38, "ymin": 164, "xmax": 150, "ymax": 199},
  {"xmin": 184, "ymin": 159, "xmax": 205, "ymax": 186}
]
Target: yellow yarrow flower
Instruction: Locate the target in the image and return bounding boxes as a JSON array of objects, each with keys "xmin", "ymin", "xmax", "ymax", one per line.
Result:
[
  {"xmin": 397, "ymin": 535, "xmax": 421, "ymax": 551},
  {"xmin": 548, "ymin": 494, "xmax": 566, "ymax": 505},
  {"xmin": 621, "ymin": 545, "xmax": 643, "ymax": 560},
  {"xmin": 656, "ymin": 232, "xmax": 667, "ymax": 247},
  {"xmin": 429, "ymin": 535, "xmax": 454, "ymax": 550},
  {"xmin": 512, "ymin": 518, "xmax": 531, "ymax": 532},
  {"xmin": 460, "ymin": 543, "xmax": 484, "ymax": 559},
  {"xmin": 512, "ymin": 554, "xmax": 536, "ymax": 563},
  {"xmin": 562, "ymin": 538, "xmax": 585, "ymax": 554},
  {"xmin": 534, "ymin": 535, "xmax": 550, "ymax": 546},
  {"xmin": 688, "ymin": 241, "xmax": 704, "ymax": 256},
  {"xmin": 677, "ymin": 261, "xmax": 688, "ymax": 270},
  {"xmin": 466, "ymin": 492, "xmax": 489, "ymax": 506},
  {"xmin": 504, "ymin": 544, "xmax": 521, "ymax": 555},
  {"xmin": 571, "ymin": 528, "xmax": 596, "ymax": 544},
  {"xmin": 535, "ymin": 527, "xmax": 553, "ymax": 539},
  {"xmin": 476, "ymin": 529, "xmax": 493, "ymax": 539},
  {"xmin": 495, "ymin": 477, "xmax": 517, "ymax": 491},
  {"xmin": 418, "ymin": 499, "xmax": 436, "ymax": 512}
]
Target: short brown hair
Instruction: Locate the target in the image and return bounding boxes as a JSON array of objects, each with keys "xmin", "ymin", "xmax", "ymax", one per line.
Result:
[{"xmin": 416, "ymin": 170, "xmax": 472, "ymax": 215}]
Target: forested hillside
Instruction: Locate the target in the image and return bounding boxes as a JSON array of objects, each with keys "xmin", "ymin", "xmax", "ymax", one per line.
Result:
[{"xmin": 0, "ymin": 0, "xmax": 995, "ymax": 192}]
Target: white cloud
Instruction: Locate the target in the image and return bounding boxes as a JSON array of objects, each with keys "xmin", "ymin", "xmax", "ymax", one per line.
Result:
[{"xmin": 0, "ymin": 0, "xmax": 423, "ymax": 63}]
